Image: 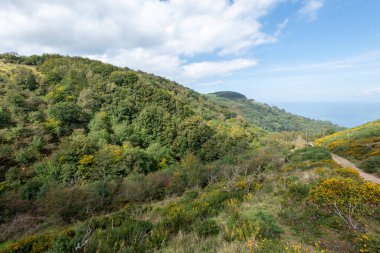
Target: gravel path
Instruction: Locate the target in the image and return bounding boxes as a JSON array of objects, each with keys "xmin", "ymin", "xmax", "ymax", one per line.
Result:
[{"xmin": 331, "ymin": 154, "xmax": 380, "ymax": 184}]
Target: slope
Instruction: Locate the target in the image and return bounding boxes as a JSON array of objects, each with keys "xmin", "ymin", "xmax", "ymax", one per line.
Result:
[
  {"xmin": 206, "ymin": 93, "xmax": 343, "ymax": 137},
  {"xmin": 315, "ymin": 119, "xmax": 380, "ymax": 176},
  {"xmin": 0, "ymin": 54, "xmax": 379, "ymax": 253}
]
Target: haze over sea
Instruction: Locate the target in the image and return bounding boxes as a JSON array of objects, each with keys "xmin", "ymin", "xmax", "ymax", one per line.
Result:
[{"xmin": 272, "ymin": 101, "xmax": 380, "ymax": 128}]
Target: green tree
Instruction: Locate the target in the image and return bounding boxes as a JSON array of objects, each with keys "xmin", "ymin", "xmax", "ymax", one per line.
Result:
[{"xmin": 109, "ymin": 70, "xmax": 138, "ymax": 85}]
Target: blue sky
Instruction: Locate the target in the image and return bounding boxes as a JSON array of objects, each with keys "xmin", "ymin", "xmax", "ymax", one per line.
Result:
[
  {"xmin": 0, "ymin": 0, "xmax": 379, "ymax": 103},
  {"xmin": 190, "ymin": 0, "xmax": 380, "ymax": 102}
]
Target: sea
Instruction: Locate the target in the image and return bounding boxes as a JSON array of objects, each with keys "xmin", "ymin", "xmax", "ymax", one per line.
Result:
[{"xmin": 271, "ymin": 101, "xmax": 380, "ymax": 128}]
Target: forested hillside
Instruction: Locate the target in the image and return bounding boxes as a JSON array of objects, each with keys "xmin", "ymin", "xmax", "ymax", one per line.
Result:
[
  {"xmin": 315, "ymin": 120, "xmax": 380, "ymax": 176},
  {"xmin": 0, "ymin": 54, "xmax": 379, "ymax": 253},
  {"xmin": 207, "ymin": 93, "xmax": 343, "ymax": 137}
]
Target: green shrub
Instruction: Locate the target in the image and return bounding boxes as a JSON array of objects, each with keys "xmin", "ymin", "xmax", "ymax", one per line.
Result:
[
  {"xmin": 48, "ymin": 229, "xmax": 82, "ymax": 253},
  {"xmin": 254, "ymin": 211, "xmax": 282, "ymax": 238},
  {"xmin": 289, "ymin": 146, "xmax": 331, "ymax": 163},
  {"xmin": 288, "ymin": 182, "xmax": 310, "ymax": 200},
  {"xmin": 194, "ymin": 219, "xmax": 220, "ymax": 237},
  {"xmin": 361, "ymin": 156, "xmax": 380, "ymax": 174},
  {"xmin": 160, "ymin": 205, "xmax": 195, "ymax": 233},
  {"xmin": 0, "ymin": 107, "xmax": 12, "ymax": 128},
  {"xmin": 85, "ymin": 218, "xmax": 153, "ymax": 253},
  {"xmin": 21, "ymin": 177, "xmax": 44, "ymax": 200},
  {"xmin": 224, "ymin": 218, "xmax": 259, "ymax": 242},
  {"xmin": 12, "ymin": 67, "xmax": 37, "ymax": 90}
]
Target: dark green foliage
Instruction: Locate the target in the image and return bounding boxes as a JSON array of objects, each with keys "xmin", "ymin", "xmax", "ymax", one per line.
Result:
[
  {"xmin": 0, "ymin": 107, "xmax": 12, "ymax": 127},
  {"xmin": 194, "ymin": 219, "xmax": 220, "ymax": 237},
  {"xmin": 21, "ymin": 177, "xmax": 44, "ymax": 200},
  {"xmin": 85, "ymin": 218, "xmax": 154, "ymax": 253},
  {"xmin": 109, "ymin": 70, "xmax": 138, "ymax": 85},
  {"xmin": 47, "ymin": 102, "xmax": 81, "ymax": 124},
  {"xmin": 254, "ymin": 211, "xmax": 282, "ymax": 238},
  {"xmin": 12, "ymin": 67, "xmax": 37, "ymax": 90},
  {"xmin": 289, "ymin": 146, "xmax": 331, "ymax": 163},
  {"xmin": 361, "ymin": 156, "xmax": 380, "ymax": 174},
  {"xmin": 48, "ymin": 229, "xmax": 85, "ymax": 253},
  {"xmin": 288, "ymin": 182, "xmax": 310, "ymax": 200},
  {"xmin": 211, "ymin": 91, "xmax": 247, "ymax": 100}
]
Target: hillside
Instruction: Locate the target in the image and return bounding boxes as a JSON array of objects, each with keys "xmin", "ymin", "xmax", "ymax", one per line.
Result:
[
  {"xmin": 0, "ymin": 54, "xmax": 379, "ymax": 253},
  {"xmin": 206, "ymin": 93, "xmax": 343, "ymax": 137},
  {"xmin": 315, "ymin": 120, "xmax": 380, "ymax": 176}
]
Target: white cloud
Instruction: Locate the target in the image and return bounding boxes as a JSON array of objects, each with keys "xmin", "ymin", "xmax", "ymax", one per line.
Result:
[
  {"xmin": 0, "ymin": 0, "xmax": 281, "ymax": 80},
  {"xmin": 260, "ymin": 51, "xmax": 380, "ymax": 74},
  {"xmin": 363, "ymin": 87, "xmax": 380, "ymax": 95},
  {"xmin": 195, "ymin": 80, "xmax": 225, "ymax": 87},
  {"xmin": 298, "ymin": 0, "xmax": 324, "ymax": 20},
  {"xmin": 183, "ymin": 58, "xmax": 257, "ymax": 79}
]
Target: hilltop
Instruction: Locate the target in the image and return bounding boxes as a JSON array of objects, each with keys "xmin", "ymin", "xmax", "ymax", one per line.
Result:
[{"xmin": 210, "ymin": 91, "xmax": 247, "ymax": 100}]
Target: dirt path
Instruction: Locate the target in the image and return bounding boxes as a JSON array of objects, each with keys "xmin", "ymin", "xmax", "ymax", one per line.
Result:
[{"xmin": 331, "ymin": 154, "xmax": 380, "ymax": 184}]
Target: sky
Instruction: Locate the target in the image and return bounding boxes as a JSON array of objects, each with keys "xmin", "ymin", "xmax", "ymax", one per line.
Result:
[{"xmin": 0, "ymin": 0, "xmax": 380, "ymax": 103}]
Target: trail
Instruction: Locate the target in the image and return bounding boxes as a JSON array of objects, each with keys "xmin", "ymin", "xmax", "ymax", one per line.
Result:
[{"xmin": 331, "ymin": 154, "xmax": 380, "ymax": 184}]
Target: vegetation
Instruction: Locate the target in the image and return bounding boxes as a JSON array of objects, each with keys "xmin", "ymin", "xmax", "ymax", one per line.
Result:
[
  {"xmin": 206, "ymin": 92, "xmax": 343, "ymax": 137},
  {"xmin": 210, "ymin": 91, "xmax": 247, "ymax": 100},
  {"xmin": 315, "ymin": 120, "xmax": 380, "ymax": 175},
  {"xmin": 0, "ymin": 53, "xmax": 379, "ymax": 253}
]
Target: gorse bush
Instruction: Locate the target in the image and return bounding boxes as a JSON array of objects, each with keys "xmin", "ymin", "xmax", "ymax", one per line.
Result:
[
  {"xmin": 1, "ymin": 233, "xmax": 54, "ymax": 253},
  {"xmin": 309, "ymin": 177, "xmax": 380, "ymax": 231}
]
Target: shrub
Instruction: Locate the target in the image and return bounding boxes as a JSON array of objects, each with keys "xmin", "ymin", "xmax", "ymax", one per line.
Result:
[
  {"xmin": 194, "ymin": 219, "xmax": 220, "ymax": 237},
  {"xmin": 335, "ymin": 167, "xmax": 360, "ymax": 179},
  {"xmin": 361, "ymin": 156, "xmax": 380, "ymax": 174},
  {"xmin": 309, "ymin": 177, "xmax": 380, "ymax": 231},
  {"xmin": 21, "ymin": 177, "xmax": 44, "ymax": 200},
  {"xmin": 160, "ymin": 205, "xmax": 194, "ymax": 233},
  {"xmin": 254, "ymin": 211, "xmax": 282, "ymax": 238},
  {"xmin": 288, "ymin": 182, "xmax": 310, "ymax": 200},
  {"xmin": 48, "ymin": 228, "xmax": 82, "ymax": 253},
  {"xmin": 123, "ymin": 148, "xmax": 157, "ymax": 174},
  {"xmin": 85, "ymin": 218, "xmax": 153, "ymax": 253},
  {"xmin": 289, "ymin": 146, "xmax": 331, "ymax": 163},
  {"xmin": 12, "ymin": 67, "xmax": 37, "ymax": 90},
  {"xmin": 178, "ymin": 153, "xmax": 207, "ymax": 188},
  {"xmin": 0, "ymin": 107, "xmax": 12, "ymax": 128},
  {"xmin": 43, "ymin": 186, "xmax": 98, "ymax": 222},
  {"xmin": 223, "ymin": 218, "xmax": 259, "ymax": 241},
  {"xmin": 2, "ymin": 233, "xmax": 53, "ymax": 253},
  {"xmin": 123, "ymin": 171, "xmax": 171, "ymax": 202}
]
